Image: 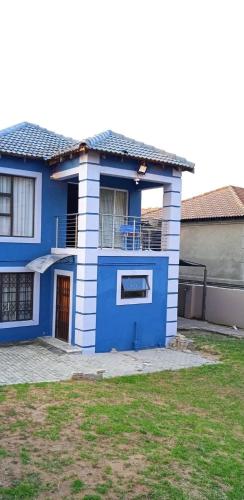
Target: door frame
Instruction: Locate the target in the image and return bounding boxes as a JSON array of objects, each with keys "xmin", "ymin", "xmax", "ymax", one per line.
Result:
[{"xmin": 52, "ymin": 269, "xmax": 73, "ymax": 344}]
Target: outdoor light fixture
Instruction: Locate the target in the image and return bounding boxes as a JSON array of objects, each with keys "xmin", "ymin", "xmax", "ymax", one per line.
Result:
[{"xmin": 137, "ymin": 161, "xmax": 148, "ymax": 175}]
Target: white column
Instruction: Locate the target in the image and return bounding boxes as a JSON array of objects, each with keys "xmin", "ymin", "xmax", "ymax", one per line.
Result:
[
  {"xmin": 74, "ymin": 152, "xmax": 100, "ymax": 354},
  {"xmin": 163, "ymin": 169, "xmax": 182, "ymax": 345}
]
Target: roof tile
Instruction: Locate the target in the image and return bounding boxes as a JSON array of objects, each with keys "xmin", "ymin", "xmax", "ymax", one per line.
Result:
[
  {"xmin": 84, "ymin": 130, "xmax": 194, "ymax": 171},
  {"xmin": 0, "ymin": 122, "xmax": 80, "ymax": 160},
  {"xmin": 0, "ymin": 122, "xmax": 194, "ymax": 171},
  {"xmin": 182, "ymin": 186, "xmax": 244, "ymax": 220}
]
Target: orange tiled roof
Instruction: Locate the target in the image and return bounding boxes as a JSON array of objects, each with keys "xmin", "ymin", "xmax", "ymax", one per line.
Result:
[
  {"xmin": 182, "ymin": 186, "xmax": 244, "ymax": 220},
  {"xmin": 142, "ymin": 207, "xmax": 164, "ymax": 218},
  {"xmin": 142, "ymin": 186, "xmax": 244, "ymax": 221}
]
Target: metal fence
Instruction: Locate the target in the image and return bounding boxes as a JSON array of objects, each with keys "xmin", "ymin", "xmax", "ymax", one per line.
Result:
[{"xmin": 55, "ymin": 213, "xmax": 168, "ymax": 251}]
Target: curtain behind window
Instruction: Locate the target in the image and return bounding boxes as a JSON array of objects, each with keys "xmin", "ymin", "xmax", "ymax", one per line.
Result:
[
  {"xmin": 114, "ymin": 190, "xmax": 127, "ymax": 247},
  {"xmin": 99, "ymin": 189, "xmax": 127, "ymax": 248},
  {"xmin": 99, "ymin": 189, "xmax": 114, "ymax": 247},
  {"xmin": 0, "ymin": 176, "xmax": 11, "ymax": 236},
  {"xmin": 13, "ymin": 177, "xmax": 34, "ymax": 237}
]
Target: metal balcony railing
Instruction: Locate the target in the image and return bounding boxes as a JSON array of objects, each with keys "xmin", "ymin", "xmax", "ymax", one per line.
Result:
[
  {"xmin": 99, "ymin": 214, "xmax": 168, "ymax": 251},
  {"xmin": 55, "ymin": 214, "xmax": 78, "ymax": 248},
  {"xmin": 55, "ymin": 213, "xmax": 168, "ymax": 251}
]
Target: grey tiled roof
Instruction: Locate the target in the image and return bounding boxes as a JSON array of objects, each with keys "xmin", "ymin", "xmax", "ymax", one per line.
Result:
[
  {"xmin": 84, "ymin": 130, "xmax": 194, "ymax": 171},
  {"xmin": 0, "ymin": 122, "xmax": 194, "ymax": 171},
  {"xmin": 0, "ymin": 122, "xmax": 80, "ymax": 161}
]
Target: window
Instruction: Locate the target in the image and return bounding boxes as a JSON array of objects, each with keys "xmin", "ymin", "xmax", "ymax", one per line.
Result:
[
  {"xmin": 0, "ymin": 273, "xmax": 34, "ymax": 322},
  {"xmin": 0, "ymin": 174, "xmax": 35, "ymax": 237},
  {"xmin": 116, "ymin": 270, "xmax": 153, "ymax": 305},
  {"xmin": 121, "ymin": 275, "xmax": 150, "ymax": 299},
  {"xmin": 99, "ymin": 188, "xmax": 128, "ymax": 248}
]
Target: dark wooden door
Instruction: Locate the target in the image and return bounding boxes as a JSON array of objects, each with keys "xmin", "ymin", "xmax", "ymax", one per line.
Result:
[{"xmin": 55, "ymin": 275, "xmax": 70, "ymax": 342}]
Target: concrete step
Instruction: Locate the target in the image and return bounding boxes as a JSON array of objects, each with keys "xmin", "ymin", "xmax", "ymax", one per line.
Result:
[{"xmin": 37, "ymin": 336, "xmax": 82, "ymax": 354}]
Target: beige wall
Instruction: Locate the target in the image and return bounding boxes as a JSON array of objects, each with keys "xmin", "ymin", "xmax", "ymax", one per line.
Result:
[
  {"xmin": 180, "ymin": 283, "xmax": 244, "ymax": 329},
  {"xmin": 180, "ymin": 220, "xmax": 244, "ymax": 285}
]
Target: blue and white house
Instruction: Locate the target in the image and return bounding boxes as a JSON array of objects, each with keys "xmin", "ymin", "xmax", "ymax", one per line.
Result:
[{"xmin": 0, "ymin": 123, "xmax": 194, "ymax": 353}]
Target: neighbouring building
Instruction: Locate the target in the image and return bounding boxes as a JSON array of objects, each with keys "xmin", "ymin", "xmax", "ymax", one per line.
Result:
[
  {"xmin": 180, "ymin": 186, "xmax": 244, "ymax": 328},
  {"xmin": 181, "ymin": 186, "xmax": 244, "ymax": 285},
  {"xmin": 0, "ymin": 122, "xmax": 194, "ymax": 352}
]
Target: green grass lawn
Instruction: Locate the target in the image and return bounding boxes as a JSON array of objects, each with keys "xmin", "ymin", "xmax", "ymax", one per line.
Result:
[{"xmin": 0, "ymin": 332, "xmax": 243, "ymax": 499}]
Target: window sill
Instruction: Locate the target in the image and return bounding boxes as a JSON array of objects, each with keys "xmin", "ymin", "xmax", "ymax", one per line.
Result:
[
  {"xmin": 0, "ymin": 319, "xmax": 39, "ymax": 329},
  {"xmin": 0, "ymin": 236, "xmax": 41, "ymax": 244}
]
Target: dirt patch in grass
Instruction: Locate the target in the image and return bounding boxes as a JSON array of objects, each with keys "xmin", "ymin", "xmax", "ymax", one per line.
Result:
[{"xmin": 0, "ymin": 334, "xmax": 244, "ymax": 499}]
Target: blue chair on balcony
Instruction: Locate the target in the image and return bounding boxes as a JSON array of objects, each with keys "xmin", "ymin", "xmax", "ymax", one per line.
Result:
[{"xmin": 119, "ymin": 224, "xmax": 141, "ymax": 250}]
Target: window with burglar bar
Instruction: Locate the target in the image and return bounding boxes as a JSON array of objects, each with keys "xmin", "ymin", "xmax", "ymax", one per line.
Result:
[
  {"xmin": 0, "ymin": 273, "xmax": 34, "ymax": 322},
  {"xmin": 0, "ymin": 174, "xmax": 35, "ymax": 237}
]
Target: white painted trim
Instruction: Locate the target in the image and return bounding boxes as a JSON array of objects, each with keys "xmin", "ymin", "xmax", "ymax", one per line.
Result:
[
  {"xmin": 51, "ymin": 167, "xmax": 80, "ymax": 180},
  {"xmin": 0, "ymin": 267, "xmax": 40, "ymax": 329},
  {"xmin": 100, "ymin": 165, "xmax": 181, "ymax": 189},
  {"xmin": 52, "ymin": 269, "xmax": 73, "ymax": 344},
  {"xmin": 166, "ymin": 321, "xmax": 177, "ymax": 336},
  {"xmin": 98, "ymin": 249, "xmax": 166, "ymax": 257},
  {"xmin": 77, "ymin": 264, "xmax": 98, "ymax": 281},
  {"xmin": 77, "ymin": 279, "xmax": 97, "ymax": 297},
  {"xmin": 76, "ymin": 296, "xmax": 96, "ymax": 314},
  {"xmin": 116, "ymin": 269, "xmax": 153, "ymax": 306},
  {"xmin": 0, "ymin": 168, "xmax": 42, "ymax": 244},
  {"xmin": 168, "ymin": 265, "xmax": 179, "ymax": 279},
  {"xmin": 79, "ymin": 160, "xmax": 100, "ymax": 181},
  {"xmin": 166, "ymin": 307, "xmax": 178, "ymax": 322},
  {"xmin": 173, "ymin": 168, "xmax": 182, "ymax": 178},
  {"xmin": 98, "ymin": 249, "xmax": 178, "ymax": 265},
  {"xmin": 167, "ymin": 279, "xmax": 179, "ymax": 293},
  {"xmin": 75, "ymin": 313, "xmax": 96, "ymax": 331},
  {"xmin": 79, "ymin": 152, "xmax": 100, "ymax": 165},
  {"xmin": 75, "ymin": 329, "xmax": 96, "ymax": 347},
  {"xmin": 51, "ymin": 247, "xmax": 78, "ymax": 256}
]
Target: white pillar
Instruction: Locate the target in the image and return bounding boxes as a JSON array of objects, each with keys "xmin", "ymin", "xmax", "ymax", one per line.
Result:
[
  {"xmin": 74, "ymin": 152, "xmax": 100, "ymax": 354},
  {"xmin": 163, "ymin": 169, "xmax": 182, "ymax": 345}
]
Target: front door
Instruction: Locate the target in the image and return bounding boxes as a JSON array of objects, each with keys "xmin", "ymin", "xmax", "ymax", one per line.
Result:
[{"xmin": 55, "ymin": 275, "xmax": 70, "ymax": 342}]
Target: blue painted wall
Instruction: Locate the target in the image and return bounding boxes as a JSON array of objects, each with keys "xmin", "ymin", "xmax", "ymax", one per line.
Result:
[
  {"xmin": 100, "ymin": 154, "xmax": 174, "ymax": 177},
  {"xmin": 0, "ymin": 156, "xmax": 68, "ymax": 263},
  {"xmin": 96, "ymin": 256, "xmax": 168, "ymax": 353},
  {"xmin": 0, "ymin": 152, "xmax": 173, "ymax": 346},
  {"xmin": 0, "ymin": 155, "xmax": 72, "ymax": 343}
]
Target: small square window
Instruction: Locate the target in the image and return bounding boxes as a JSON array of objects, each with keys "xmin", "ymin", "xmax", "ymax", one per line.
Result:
[
  {"xmin": 121, "ymin": 275, "xmax": 150, "ymax": 299},
  {"xmin": 116, "ymin": 270, "xmax": 153, "ymax": 305}
]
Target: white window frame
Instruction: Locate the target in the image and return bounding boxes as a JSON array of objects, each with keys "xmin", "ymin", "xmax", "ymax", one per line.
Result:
[
  {"xmin": 116, "ymin": 269, "xmax": 153, "ymax": 306},
  {"xmin": 52, "ymin": 269, "xmax": 73, "ymax": 344},
  {"xmin": 0, "ymin": 267, "xmax": 40, "ymax": 329},
  {"xmin": 0, "ymin": 167, "xmax": 42, "ymax": 243}
]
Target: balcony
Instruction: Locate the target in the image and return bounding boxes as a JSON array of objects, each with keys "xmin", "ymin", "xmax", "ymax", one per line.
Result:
[{"xmin": 55, "ymin": 214, "xmax": 168, "ymax": 251}]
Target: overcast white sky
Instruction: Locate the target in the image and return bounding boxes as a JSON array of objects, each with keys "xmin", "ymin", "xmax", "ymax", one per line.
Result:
[{"xmin": 1, "ymin": 0, "xmax": 243, "ymax": 207}]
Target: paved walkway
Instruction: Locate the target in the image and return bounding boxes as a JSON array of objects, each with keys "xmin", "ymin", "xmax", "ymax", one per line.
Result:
[
  {"xmin": 178, "ymin": 317, "xmax": 244, "ymax": 339},
  {"xmin": 0, "ymin": 342, "xmax": 216, "ymax": 386}
]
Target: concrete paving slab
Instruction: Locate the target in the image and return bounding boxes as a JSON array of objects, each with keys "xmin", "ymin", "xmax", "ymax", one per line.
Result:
[{"xmin": 0, "ymin": 342, "xmax": 217, "ymax": 386}]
